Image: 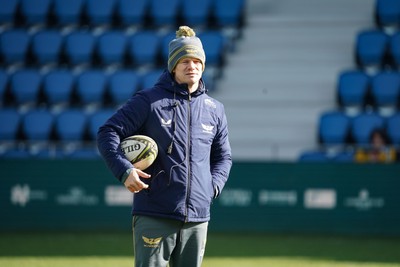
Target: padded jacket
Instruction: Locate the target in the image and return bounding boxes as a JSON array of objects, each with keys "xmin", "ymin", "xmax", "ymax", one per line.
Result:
[{"xmin": 97, "ymin": 70, "xmax": 232, "ymax": 222}]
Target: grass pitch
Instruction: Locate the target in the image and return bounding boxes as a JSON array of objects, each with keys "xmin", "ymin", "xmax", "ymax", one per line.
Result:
[{"xmin": 0, "ymin": 232, "xmax": 399, "ymax": 267}]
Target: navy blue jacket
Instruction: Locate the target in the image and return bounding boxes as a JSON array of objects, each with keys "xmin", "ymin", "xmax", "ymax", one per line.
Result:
[{"xmin": 97, "ymin": 70, "xmax": 232, "ymax": 222}]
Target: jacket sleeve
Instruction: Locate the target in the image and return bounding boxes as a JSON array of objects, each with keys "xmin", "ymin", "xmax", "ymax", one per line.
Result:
[
  {"xmin": 210, "ymin": 105, "xmax": 232, "ymax": 197},
  {"xmin": 97, "ymin": 93, "xmax": 150, "ymax": 182}
]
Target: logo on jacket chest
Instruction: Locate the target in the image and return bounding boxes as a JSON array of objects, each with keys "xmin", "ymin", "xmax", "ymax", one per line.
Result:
[
  {"xmin": 160, "ymin": 118, "xmax": 172, "ymax": 127},
  {"xmin": 201, "ymin": 123, "xmax": 214, "ymax": 134}
]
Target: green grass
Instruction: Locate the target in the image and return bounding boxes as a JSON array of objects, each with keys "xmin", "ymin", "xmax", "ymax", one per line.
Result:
[{"xmin": 1, "ymin": 232, "xmax": 400, "ymax": 267}]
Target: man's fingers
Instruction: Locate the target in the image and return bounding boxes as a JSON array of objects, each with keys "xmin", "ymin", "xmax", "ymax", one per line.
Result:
[{"xmin": 136, "ymin": 169, "xmax": 151, "ymax": 178}]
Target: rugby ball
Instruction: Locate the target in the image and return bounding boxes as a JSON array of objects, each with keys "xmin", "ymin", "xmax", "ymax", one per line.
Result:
[{"xmin": 120, "ymin": 135, "xmax": 158, "ymax": 170}]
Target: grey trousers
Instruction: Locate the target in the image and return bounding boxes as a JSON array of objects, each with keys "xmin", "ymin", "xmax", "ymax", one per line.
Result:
[{"xmin": 132, "ymin": 215, "xmax": 208, "ymax": 267}]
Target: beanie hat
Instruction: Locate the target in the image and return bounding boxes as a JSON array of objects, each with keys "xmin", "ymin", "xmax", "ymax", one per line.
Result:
[{"xmin": 168, "ymin": 26, "xmax": 206, "ymax": 73}]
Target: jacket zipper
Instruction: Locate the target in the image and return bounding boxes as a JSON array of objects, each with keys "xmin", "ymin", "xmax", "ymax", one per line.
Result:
[{"xmin": 184, "ymin": 93, "xmax": 192, "ymax": 222}]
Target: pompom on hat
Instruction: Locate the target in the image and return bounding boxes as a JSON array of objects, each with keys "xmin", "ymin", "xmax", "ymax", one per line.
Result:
[{"xmin": 168, "ymin": 26, "xmax": 206, "ymax": 73}]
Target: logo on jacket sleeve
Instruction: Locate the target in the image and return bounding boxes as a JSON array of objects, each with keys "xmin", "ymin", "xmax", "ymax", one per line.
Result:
[
  {"xmin": 161, "ymin": 118, "xmax": 172, "ymax": 127},
  {"xmin": 201, "ymin": 123, "xmax": 214, "ymax": 134},
  {"xmin": 142, "ymin": 236, "xmax": 162, "ymax": 248}
]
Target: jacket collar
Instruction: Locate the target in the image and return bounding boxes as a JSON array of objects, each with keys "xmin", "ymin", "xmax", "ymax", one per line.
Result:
[{"xmin": 155, "ymin": 70, "xmax": 207, "ymax": 97}]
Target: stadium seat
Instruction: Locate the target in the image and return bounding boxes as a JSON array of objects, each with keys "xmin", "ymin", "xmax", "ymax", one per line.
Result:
[
  {"xmin": 333, "ymin": 150, "xmax": 355, "ymax": 162},
  {"xmin": 318, "ymin": 111, "xmax": 351, "ymax": 145},
  {"xmin": 96, "ymin": 30, "xmax": 128, "ymax": 66},
  {"xmin": 67, "ymin": 147, "xmax": 100, "ymax": 159},
  {"xmin": 53, "ymin": 0, "xmax": 85, "ymax": 27},
  {"xmin": 298, "ymin": 150, "xmax": 329, "ymax": 162},
  {"xmin": 141, "ymin": 69, "xmax": 163, "ymax": 90},
  {"xmin": 43, "ymin": 69, "xmax": 75, "ymax": 107},
  {"xmin": 337, "ymin": 70, "xmax": 370, "ymax": 114},
  {"xmin": 212, "ymin": 0, "xmax": 245, "ymax": 28},
  {"xmin": 181, "ymin": 0, "xmax": 212, "ymax": 27},
  {"xmin": 128, "ymin": 31, "xmax": 161, "ymax": 66},
  {"xmin": 0, "ymin": 0, "xmax": 19, "ymax": 26},
  {"xmin": 1, "ymin": 147, "xmax": 31, "ymax": 159},
  {"xmin": 88, "ymin": 109, "xmax": 115, "ymax": 140},
  {"xmin": 370, "ymin": 71, "xmax": 400, "ymax": 112},
  {"xmin": 76, "ymin": 69, "xmax": 107, "ymax": 106},
  {"xmin": 55, "ymin": 109, "xmax": 87, "ymax": 142},
  {"xmin": 148, "ymin": 0, "xmax": 180, "ymax": 27},
  {"xmin": 10, "ymin": 69, "xmax": 42, "ymax": 106},
  {"xmin": 20, "ymin": 0, "xmax": 52, "ymax": 26},
  {"xmin": 386, "ymin": 113, "xmax": 400, "ymax": 145},
  {"xmin": 160, "ymin": 31, "xmax": 175, "ymax": 63},
  {"xmin": 85, "ymin": 0, "xmax": 117, "ymax": 27},
  {"xmin": 31, "ymin": 30, "xmax": 63, "ymax": 66},
  {"xmin": 355, "ymin": 29, "xmax": 389, "ymax": 71},
  {"xmin": 108, "ymin": 70, "xmax": 140, "ymax": 105},
  {"xmin": 0, "ymin": 29, "xmax": 30, "ymax": 65},
  {"xmin": 116, "ymin": 0, "xmax": 149, "ymax": 27},
  {"xmin": 375, "ymin": 0, "xmax": 400, "ymax": 30},
  {"xmin": 350, "ymin": 112, "xmax": 385, "ymax": 145},
  {"xmin": 0, "ymin": 69, "xmax": 8, "ymax": 104},
  {"xmin": 64, "ymin": 30, "xmax": 96, "ymax": 66},
  {"xmin": 390, "ymin": 31, "xmax": 400, "ymax": 68},
  {"xmin": 198, "ymin": 31, "xmax": 226, "ymax": 67},
  {"xmin": 0, "ymin": 108, "xmax": 20, "ymax": 141},
  {"xmin": 22, "ymin": 109, "xmax": 54, "ymax": 142}
]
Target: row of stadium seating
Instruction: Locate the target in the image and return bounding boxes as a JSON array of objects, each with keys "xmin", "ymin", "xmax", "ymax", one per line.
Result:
[
  {"xmin": 0, "ymin": 0, "xmax": 246, "ymax": 30},
  {"xmin": 0, "ymin": 28, "xmax": 230, "ymax": 69},
  {"xmin": 375, "ymin": 0, "xmax": 400, "ymax": 32}
]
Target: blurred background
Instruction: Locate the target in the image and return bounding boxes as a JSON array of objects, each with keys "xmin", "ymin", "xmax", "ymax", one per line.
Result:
[{"xmin": 1, "ymin": 0, "xmax": 400, "ymax": 249}]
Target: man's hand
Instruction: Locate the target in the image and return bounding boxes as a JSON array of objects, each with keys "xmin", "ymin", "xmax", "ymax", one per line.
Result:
[{"xmin": 124, "ymin": 168, "xmax": 151, "ymax": 193}]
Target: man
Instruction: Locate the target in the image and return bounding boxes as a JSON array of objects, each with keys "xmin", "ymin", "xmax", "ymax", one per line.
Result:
[{"xmin": 97, "ymin": 26, "xmax": 232, "ymax": 267}]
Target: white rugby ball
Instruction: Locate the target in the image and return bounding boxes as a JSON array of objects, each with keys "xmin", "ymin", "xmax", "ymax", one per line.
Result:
[{"xmin": 120, "ymin": 135, "xmax": 158, "ymax": 170}]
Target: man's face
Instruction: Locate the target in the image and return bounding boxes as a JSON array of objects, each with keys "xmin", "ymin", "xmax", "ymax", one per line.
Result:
[{"xmin": 173, "ymin": 57, "xmax": 203, "ymax": 87}]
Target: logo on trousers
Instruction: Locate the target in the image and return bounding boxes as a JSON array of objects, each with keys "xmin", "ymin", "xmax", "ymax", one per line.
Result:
[{"xmin": 142, "ymin": 236, "xmax": 162, "ymax": 248}]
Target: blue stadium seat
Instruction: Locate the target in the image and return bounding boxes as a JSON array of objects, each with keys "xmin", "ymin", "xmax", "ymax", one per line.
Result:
[
  {"xmin": 53, "ymin": 0, "xmax": 85, "ymax": 27},
  {"xmin": 0, "ymin": 69, "xmax": 8, "ymax": 104},
  {"xmin": 375, "ymin": 0, "xmax": 400, "ymax": 29},
  {"xmin": 370, "ymin": 71, "xmax": 400, "ymax": 109},
  {"xmin": 182, "ymin": 0, "xmax": 212, "ymax": 27},
  {"xmin": 355, "ymin": 29, "xmax": 389, "ymax": 71},
  {"xmin": 76, "ymin": 69, "xmax": 107, "ymax": 106},
  {"xmin": 298, "ymin": 150, "xmax": 329, "ymax": 162},
  {"xmin": 0, "ymin": 29, "xmax": 30, "ymax": 65},
  {"xmin": 10, "ymin": 69, "xmax": 42, "ymax": 106},
  {"xmin": 20, "ymin": 0, "xmax": 52, "ymax": 26},
  {"xmin": 88, "ymin": 109, "xmax": 115, "ymax": 140},
  {"xmin": 64, "ymin": 30, "xmax": 96, "ymax": 66},
  {"xmin": 160, "ymin": 31, "xmax": 175, "ymax": 63},
  {"xmin": 22, "ymin": 109, "xmax": 54, "ymax": 142},
  {"xmin": 213, "ymin": 0, "xmax": 245, "ymax": 28},
  {"xmin": 0, "ymin": 108, "xmax": 20, "ymax": 141},
  {"xmin": 149, "ymin": 0, "xmax": 180, "ymax": 27},
  {"xmin": 1, "ymin": 147, "xmax": 31, "ymax": 159},
  {"xmin": 96, "ymin": 30, "xmax": 128, "ymax": 66},
  {"xmin": 43, "ymin": 69, "xmax": 75, "ymax": 107},
  {"xmin": 108, "ymin": 70, "xmax": 140, "ymax": 105},
  {"xmin": 350, "ymin": 112, "xmax": 385, "ymax": 145},
  {"xmin": 128, "ymin": 31, "xmax": 161, "ymax": 66},
  {"xmin": 0, "ymin": 0, "xmax": 19, "ymax": 26},
  {"xmin": 141, "ymin": 69, "xmax": 163, "ymax": 90},
  {"xmin": 198, "ymin": 31, "xmax": 226, "ymax": 67},
  {"xmin": 390, "ymin": 31, "xmax": 400, "ymax": 68},
  {"xmin": 117, "ymin": 0, "xmax": 149, "ymax": 27},
  {"xmin": 337, "ymin": 70, "xmax": 370, "ymax": 113},
  {"xmin": 386, "ymin": 113, "xmax": 400, "ymax": 145},
  {"xmin": 67, "ymin": 147, "xmax": 100, "ymax": 159},
  {"xmin": 318, "ymin": 111, "xmax": 351, "ymax": 145},
  {"xmin": 85, "ymin": 0, "xmax": 117, "ymax": 27},
  {"xmin": 31, "ymin": 30, "xmax": 63, "ymax": 66},
  {"xmin": 55, "ymin": 109, "xmax": 87, "ymax": 142},
  {"xmin": 333, "ymin": 150, "xmax": 355, "ymax": 162}
]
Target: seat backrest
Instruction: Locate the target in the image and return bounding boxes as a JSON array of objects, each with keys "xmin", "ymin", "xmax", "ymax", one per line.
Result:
[
  {"xmin": 375, "ymin": 0, "xmax": 400, "ymax": 25},
  {"xmin": 85, "ymin": 0, "xmax": 117, "ymax": 26},
  {"xmin": 108, "ymin": 70, "xmax": 140, "ymax": 105},
  {"xmin": 182, "ymin": 0, "xmax": 212, "ymax": 27},
  {"xmin": 55, "ymin": 109, "xmax": 87, "ymax": 141},
  {"xmin": 22, "ymin": 109, "xmax": 54, "ymax": 141},
  {"xmin": 160, "ymin": 31, "xmax": 175, "ymax": 63},
  {"xmin": 76, "ymin": 69, "xmax": 107, "ymax": 105},
  {"xmin": 129, "ymin": 31, "xmax": 161, "ymax": 66},
  {"xmin": 0, "ymin": 108, "xmax": 20, "ymax": 141},
  {"xmin": 141, "ymin": 69, "xmax": 163, "ymax": 90},
  {"xmin": 96, "ymin": 30, "xmax": 128, "ymax": 66},
  {"xmin": 351, "ymin": 113, "xmax": 385, "ymax": 144},
  {"xmin": 198, "ymin": 31, "xmax": 226, "ymax": 66},
  {"xmin": 43, "ymin": 69, "xmax": 75, "ymax": 106},
  {"xmin": 10, "ymin": 69, "xmax": 42, "ymax": 106},
  {"xmin": 117, "ymin": 0, "xmax": 149, "ymax": 26},
  {"xmin": 390, "ymin": 32, "xmax": 400, "ymax": 67},
  {"xmin": 319, "ymin": 111, "xmax": 350, "ymax": 145},
  {"xmin": 64, "ymin": 30, "xmax": 95, "ymax": 66},
  {"xmin": 213, "ymin": 0, "xmax": 245, "ymax": 27},
  {"xmin": 337, "ymin": 70, "xmax": 370, "ymax": 107},
  {"xmin": 356, "ymin": 29, "xmax": 389, "ymax": 67},
  {"xmin": 20, "ymin": 0, "xmax": 52, "ymax": 26},
  {"xmin": 386, "ymin": 113, "xmax": 400, "ymax": 145},
  {"xmin": 53, "ymin": 0, "xmax": 85, "ymax": 26},
  {"xmin": 0, "ymin": 29, "xmax": 30, "ymax": 65},
  {"xmin": 0, "ymin": 0, "xmax": 19, "ymax": 25},
  {"xmin": 31, "ymin": 30, "xmax": 63, "ymax": 65},
  {"xmin": 371, "ymin": 71, "xmax": 400, "ymax": 106},
  {"xmin": 88, "ymin": 109, "xmax": 115, "ymax": 140},
  {"xmin": 149, "ymin": 0, "xmax": 180, "ymax": 27}
]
